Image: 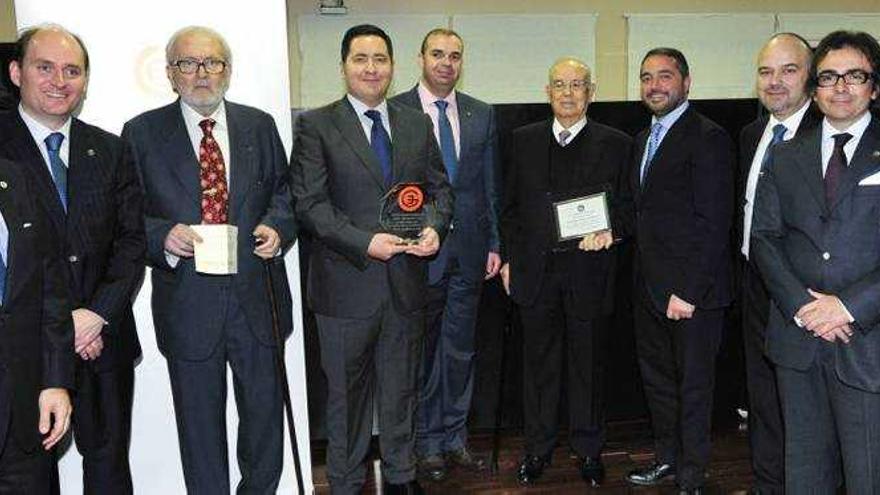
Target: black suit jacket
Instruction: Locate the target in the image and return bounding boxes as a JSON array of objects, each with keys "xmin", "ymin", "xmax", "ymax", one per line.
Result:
[
  {"xmin": 501, "ymin": 119, "xmax": 632, "ymax": 317},
  {"xmin": 735, "ymin": 104, "xmax": 822, "ymax": 257},
  {"xmin": 0, "ymin": 111, "xmax": 144, "ymax": 370},
  {"xmin": 391, "ymin": 87, "xmax": 501, "ymax": 284},
  {"xmin": 290, "ymin": 97, "xmax": 453, "ymax": 317},
  {"xmin": 0, "ymin": 158, "xmax": 73, "ymax": 453},
  {"xmin": 122, "ymin": 100, "xmax": 296, "ymax": 360},
  {"xmin": 752, "ymin": 117, "xmax": 880, "ymax": 392},
  {"xmin": 630, "ymin": 106, "xmax": 735, "ymax": 311}
]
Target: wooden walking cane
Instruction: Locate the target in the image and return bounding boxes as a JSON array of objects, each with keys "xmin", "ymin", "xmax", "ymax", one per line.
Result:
[{"xmin": 262, "ymin": 257, "xmax": 306, "ymax": 494}]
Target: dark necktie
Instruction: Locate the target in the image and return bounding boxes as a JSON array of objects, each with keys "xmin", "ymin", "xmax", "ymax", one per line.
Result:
[
  {"xmin": 44, "ymin": 132, "xmax": 68, "ymax": 211},
  {"xmin": 365, "ymin": 110, "xmax": 392, "ymax": 187},
  {"xmin": 434, "ymin": 100, "xmax": 458, "ymax": 183},
  {"xmin": 198, "ymin": 119, "xmax": 229, "ymax": 224},
  {"xmin": 825, "ymin": 132, "xmax": 853, "ymax": 207},
  {"xmin": 761, "ymin": 123, "xmax": 788, "ymax": 170},
  {"xmin": 640, "ymin": 122, "xmax": 663, "ymax": 184}
]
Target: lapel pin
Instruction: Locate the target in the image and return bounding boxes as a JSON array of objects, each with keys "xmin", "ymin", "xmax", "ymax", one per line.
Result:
[
  {"xmin": 87, "ymin": 149, "xmax": 96, "ymax": 157},
  {"xmin": 873, "ymin": 150, "xmax": 880, "ymax": 159},
  {"xmin": 0, "ymin": 181, "xmax": 7, "ymax": 189},
  {"xmin": 23, "ymin": 222, "xmax": 31, "ymax": 229}
]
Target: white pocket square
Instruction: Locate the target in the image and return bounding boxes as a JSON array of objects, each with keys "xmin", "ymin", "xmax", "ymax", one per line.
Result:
[{"xmin": 858, "ymin": 171, "xmax": 880, "ymax": 185}]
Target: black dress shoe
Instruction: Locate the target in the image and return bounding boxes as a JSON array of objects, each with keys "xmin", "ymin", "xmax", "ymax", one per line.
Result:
[
  {"xmin": 416, "ymin": 454, "xmax": 447, "ymax": 481},
  {"xmin": 579, "ymin": 456, "xmax": 605, "ymax": 487},
  {"xmin": 626, "ymin": 462, "xmax": 675, "ymax": 486},
  {"xmin": 516, "ymin": 454, "xmax": 549, "ymax": 485},
  {"xmin": 446, "ymin": 447, "xmax": 487, "ymax": 471},
  {"xmin": 383, "ymin": 480, "xmax": 425, "ymax": 495}
]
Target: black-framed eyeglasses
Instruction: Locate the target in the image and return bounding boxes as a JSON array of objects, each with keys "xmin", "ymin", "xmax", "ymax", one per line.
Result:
[
  {"xmin": 550, "ymin": 79, "xmax": 591, "ymax": 93},
  {"xmin": 172, "ymin": 58, "xmax": 228, "ymax": 75},
  {"xmin": 816, "ymin": 69, "xmax": 874, "ymax": 88}
]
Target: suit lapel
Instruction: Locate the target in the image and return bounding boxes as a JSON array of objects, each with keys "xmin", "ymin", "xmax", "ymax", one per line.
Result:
[
  {"xmin": 158, "ymin": 104, "xmax": 201, "ymax": 205},
  {"xmin": 456, "ymin": 96, "xmax": 474, "ymax": 187},
  {"xmin": 0, "ymin": 115, "xmax": 66, "ymax": 229},
  {"xmin": 832, "ymin": 118, "xmax": 880, "ymax": 211},
  {"xmin": 66, "ymin": 119, "xmax": 92, "ymax": 225},
  {"xmin": 331, "ymin": 99, "xmax": 385, "ymax": 188},
  {"xmin": 640, "ymin": 109, "xmax": 693, "ymax": 194},
  {"xmin": 226, "ymin": 103, "xmax": 254, "ymax": 223},
  {"xmin": 790, "ymin": 127, "xmax": 826, "ymax": 213},
  {"xmin": 0, "ymin": 175, "xmax": 19, "ymax": 303},
  {"xmin": 631, "ymin": 128, "xmax": 648, "ymax": 201},
  {"xmin": 389, "ymin": 102, "xmax": 408, "ymax": 186}
]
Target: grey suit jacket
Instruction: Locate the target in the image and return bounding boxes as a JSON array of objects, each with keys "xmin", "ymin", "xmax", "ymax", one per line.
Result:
[
  {"xmin": 752, "ymin": 116, "xmax": 880, "ymax": 392},
  {"xmin": 290, "ymin": 97, "xmax": 453, "ymax": 318},
  {"xmin": 122, "ymin": 100, "xmax": 296, "ymax": 360},
  {"xmin": 391, "ymin": 87, "xmax": 500, "ymax": 284}
]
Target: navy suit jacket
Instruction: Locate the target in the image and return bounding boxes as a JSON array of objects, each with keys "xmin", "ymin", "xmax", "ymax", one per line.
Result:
[
  {"xmin": 0, "ymin": 158, "xmax": 73, "ymax": 453},
  {"xmin": 0, "ymin": 111, "xmax": 144, "ymax": 371},
  {"xmin": 391, "ymin": 87, "xmax": 500, "ymax": 284},
  {"xmin": 752, "ymin": 116, "xmax": 880, "ymax": 392},
  {"xmin": 290, "ymin": 97, "xmax": 453, "ymax": 318},
  {"xmin": 122, "ymin": 101, "xmax": 296, "ymax": 360},
  {"xmin": 630, "ymin": 107, "xmax": 735, "ymax": 312}
]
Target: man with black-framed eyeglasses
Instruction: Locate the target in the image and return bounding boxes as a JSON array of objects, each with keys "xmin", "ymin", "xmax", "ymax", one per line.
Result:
[
  {"xmin": 752, "ymin": 30, "xmax": 880, "ymax": 493},
  {"xmin": 122, "ymin": 25, "xmax": 296, "ymax": 494}
]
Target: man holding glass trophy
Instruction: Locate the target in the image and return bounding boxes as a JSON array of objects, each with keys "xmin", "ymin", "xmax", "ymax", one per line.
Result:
[{"xmin": 500, "ymin": 57, "xmax": 632, "ymax": 487}]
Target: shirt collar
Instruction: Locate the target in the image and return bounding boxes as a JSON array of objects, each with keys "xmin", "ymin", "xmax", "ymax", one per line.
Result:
[
  {"xmin": 651, "ymin": 100, "xmax": 689, "ymax": 130},
  {"xmin": 347, "ymin": 93, "xmax": 388, "ymax": 118},
  {"xmin": 552, "ymin": 115, "xmax": 588, "ymax": 140},
  {"xmin": 18, "ymin": 103, "xmax": 72, "ymax": 144},
  {"xmin": 768, "ymin": 99, "xmax": 811, "ymax": 135},
  {"xmin": 822, "ymin": 110, "xmax": 872, "ymax": 143},
  {"xmin": 181, "ymin": 99, "xmax": 227, "ymax": 133},
  {"xmin": 417, "ymin": 81, "xmax": 457, "ymax": 111}
]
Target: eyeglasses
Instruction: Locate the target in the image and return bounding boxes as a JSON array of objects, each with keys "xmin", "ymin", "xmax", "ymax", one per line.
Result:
[
  {"xmin": 171, "ymin": 58, "xmax": 228, "ymax": 75},
  {"xmin": 550, "ymin": 79, "xmax": 591, "ymax": 93},
  {"xmin": 816, "ymin": 69, "xmax": 874, "ymax": 88}
]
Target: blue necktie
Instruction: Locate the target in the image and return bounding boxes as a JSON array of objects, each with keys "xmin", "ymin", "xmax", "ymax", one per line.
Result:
[
  {"xmin": 44, "ymin": 132, "xmax": 68, "ymax": 211},
  {"xmin": 761, "ymin": 123, "xmax": 788, "ymax": 170},
  {"xmin": 434, "ymin": 100, "xmax": 458, "ymax": 183},
  {"xmin": 640, "ymin": 122, "xmax": 663, "ymax": 184},
  {"xmin": 365, "ymin": 110, "xmax": 392, "ymax": 188},
  {"xmin": 0, "ymin": 246, "xmax": 6, "ymax": 306}
]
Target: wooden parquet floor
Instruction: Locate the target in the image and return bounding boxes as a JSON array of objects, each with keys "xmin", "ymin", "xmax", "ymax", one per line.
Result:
[{"xmin": 311, "ymin": 419, "xmax": 755, "ymax": 494}]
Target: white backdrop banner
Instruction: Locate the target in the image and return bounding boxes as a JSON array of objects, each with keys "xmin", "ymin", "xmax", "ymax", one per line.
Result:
[{"xmin": 13, "ymin": 1, "xmax": 313, "ymax": 493}]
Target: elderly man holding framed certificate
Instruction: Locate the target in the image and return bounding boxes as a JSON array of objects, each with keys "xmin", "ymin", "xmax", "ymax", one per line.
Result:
[{"xmin": 500, "ymin": 57, "xmax": 632, "ymax": 488}]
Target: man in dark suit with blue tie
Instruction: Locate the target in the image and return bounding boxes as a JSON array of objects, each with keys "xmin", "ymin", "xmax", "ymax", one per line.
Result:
[
  {"xmin": 291, "ymin": 24, "xmax": 452, "ymax": 495},
  {"xmin": 625, "ymin": 48, "xmax": 735, "ymax": 494},
  {"xmin": 0, "ymin": 156, "xmax": 73, "ymax": 493},
  {"xmin": 736, "ymin": 33, "xmax": 818, "ymax": 495},
  {"xmin": 0, "ymin": 25, "xmax": 145, "ymax": 493},
  {"xmin": 752, "ymin": 30, "xmax": 880, "ymax": 493},
  {"xmin": 123, "ymin": 26, "xmax": 296, "ymax": 493},
  {"xmin": 391, "ymin": 28, "xmax": 500, "ymax": 481}
]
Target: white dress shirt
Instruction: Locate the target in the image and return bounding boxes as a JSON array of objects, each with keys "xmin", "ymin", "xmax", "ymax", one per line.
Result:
[
  {"xmin": 552, "ymin": 115, "xmax": 587, "ymax": 145},
  {"xmin": 18, "ymin": 104, "xmax": 72, "ymax": 176},
  {"xmin": 347, "ymin": 94, "xmax": 392, "ymax": 143}
]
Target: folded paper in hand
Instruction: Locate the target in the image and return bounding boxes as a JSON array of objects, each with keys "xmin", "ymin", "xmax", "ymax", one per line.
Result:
[{"xmin": 191, "ymin": 224, "xmax": 238, "ymax": 275}]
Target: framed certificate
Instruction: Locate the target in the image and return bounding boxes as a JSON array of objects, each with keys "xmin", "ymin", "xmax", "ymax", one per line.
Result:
[{"xmin": 552, "ymin": 191, "xmax": 610, "ymax": 242}]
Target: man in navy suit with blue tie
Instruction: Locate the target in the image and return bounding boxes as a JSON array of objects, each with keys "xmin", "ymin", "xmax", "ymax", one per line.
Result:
[
  {"xmin": 391, "ymin": 28, "xmax": 500, "ymax": 481},
  {"xmin": 123, "ymin": 26, "xmax": 295, "ymax": 494}
]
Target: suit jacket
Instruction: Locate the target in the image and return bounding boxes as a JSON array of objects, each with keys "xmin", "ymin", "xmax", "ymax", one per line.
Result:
[
  {"xmin": 630, "ymin": 106, "xmax": 735, "ymax": 312},
  {"xmin": 735, "ymin": 104, "xmax": 822, "ymax": 259},
  {"xmin": 0, "ymin": 158, "xmax": 73, "ymax": 453},
  {"xmin": 391, "ymin": 87, "xmax": 500, "ymax": 284},
  {"xmin": 0, "ymin": 111, "xmax": 144, "ymax": 371},
  {"xmin": 122, "ymin": 100, "xmax": 296, "ymax": 360},
  {"xmin": 290, "ymin": 97, "xmax": 453, "ymax": 318},
  {"xmin": 501, "ymin": 119, "xmax": 632, "ymax": 318},
  {"xmin": 752, "ymin": 117, "xmax": 880, "ymax": 392}
]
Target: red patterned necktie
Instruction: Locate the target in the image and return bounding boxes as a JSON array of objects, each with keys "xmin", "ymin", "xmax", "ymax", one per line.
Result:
[{"xmin": 198, "ymin": 118, "xmax": 229, "ymax": 224}]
